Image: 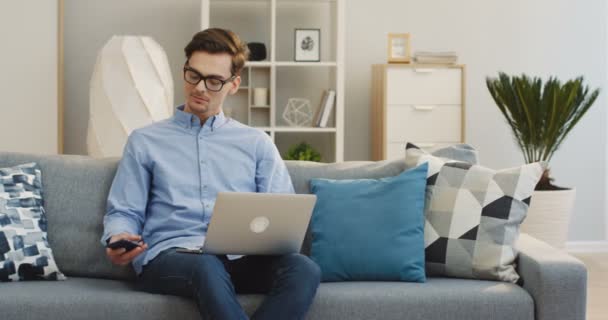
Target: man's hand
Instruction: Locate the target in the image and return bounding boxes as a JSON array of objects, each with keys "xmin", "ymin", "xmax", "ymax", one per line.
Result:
[{"xmin": 106, "ymin": 233, "xmax": 148, "ymax": 266}]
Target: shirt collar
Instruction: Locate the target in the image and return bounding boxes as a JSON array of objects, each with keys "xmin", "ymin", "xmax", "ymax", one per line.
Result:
[{"xmin": 173, "ymin": 105, "xmax": 227, "ymax": 130}]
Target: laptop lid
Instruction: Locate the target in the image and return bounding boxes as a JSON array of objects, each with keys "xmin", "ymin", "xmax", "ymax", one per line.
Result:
[{"xmin": 202, "ymin": 192, "xmax": 317, "ymax": 255}]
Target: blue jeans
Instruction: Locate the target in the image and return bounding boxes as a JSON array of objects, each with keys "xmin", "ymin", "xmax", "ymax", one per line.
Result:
[{"xmin": 136, "ymin": 248, "xmax": 321, "ymax": 320}]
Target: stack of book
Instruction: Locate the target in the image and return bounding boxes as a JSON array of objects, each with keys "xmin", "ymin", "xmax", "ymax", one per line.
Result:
[
  {"xmin": 313, "ymin": 89, "xmax": 336, "ymax": 127},
  {"xmin": 413, "ymin": 51, "xmax": 458, "ymax": 64}
]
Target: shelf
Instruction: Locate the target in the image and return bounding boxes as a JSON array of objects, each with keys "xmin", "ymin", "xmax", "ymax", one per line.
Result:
[
  {"xmin": 275, "ymin": 62, "xmax": 337, "ymax": 67},
  {"xmin": 211, "ymin": 0, "xmax": 336, "ymax": 4},
  {"xmin": 274, "ymin": 127, "xmax": 337, "ymax": 132},
  {"xmin": 210, "ymin": 0, "xmax": 271, "ymax": 6},
  {"xmin": 245, "ymin": 61, "xmax": 272, "ymax": 67},
  {"xmin": 203, "ymin": 0, "xmax": 344, "ymax": 162},
  {"xmin": 244, "ymin": 61, "xmax": 337, "ymax": 67},
  {"xmin": 251, "ymin": 126, "xmax": 338, "ymax": 132},
  {"xmin": 278, "ymin": 0, "xmax": 337, "ymax": 3}
]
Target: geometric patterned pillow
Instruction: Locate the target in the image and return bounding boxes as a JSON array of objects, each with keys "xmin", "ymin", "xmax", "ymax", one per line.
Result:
[
  {"xmin": 405, "ymin": 143, "xmax": 544, "ymax": 283},
  {"xmin": 0, "ymin": 163, "xmax": 66, "ymax": 281}
]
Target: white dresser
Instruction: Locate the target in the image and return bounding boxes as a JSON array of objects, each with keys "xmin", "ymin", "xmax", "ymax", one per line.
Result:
[{"xmin": 371, "ymin": 64, "xmax": 465, "ymax": 160}]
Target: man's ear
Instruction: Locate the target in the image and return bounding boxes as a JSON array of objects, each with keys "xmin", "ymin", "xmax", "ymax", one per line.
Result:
[{"xmin": 228, "ymin": 76, "xmax": 241, "ymax": 95}]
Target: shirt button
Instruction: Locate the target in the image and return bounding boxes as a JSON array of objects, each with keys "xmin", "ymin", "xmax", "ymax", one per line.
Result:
[{"xmin": 203, "ymin": 185, "xmax": 207, "ymax": 189}]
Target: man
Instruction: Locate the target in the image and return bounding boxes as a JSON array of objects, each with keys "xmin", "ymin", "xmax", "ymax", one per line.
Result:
[{"xmin": 101, "ymin": 28, "xmax": 320, "ymax": 320}]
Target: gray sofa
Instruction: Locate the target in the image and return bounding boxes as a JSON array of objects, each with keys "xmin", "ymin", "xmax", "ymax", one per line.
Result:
[{"xmin": 0, "ymin": 152, "xmax": 587, "ymax": 320}]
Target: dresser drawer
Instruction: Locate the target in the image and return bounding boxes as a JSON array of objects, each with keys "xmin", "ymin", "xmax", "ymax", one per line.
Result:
[
  {"xmin": 386, "ymin": 105, "xmax": 462, "ymax": 142},
  {"xmin": 386, "ymin": 67, "xmax": 462, "ymax": 105},
  {"xmin": 385, "ymin": 142, "xmax": 460, "ymax": 160}
]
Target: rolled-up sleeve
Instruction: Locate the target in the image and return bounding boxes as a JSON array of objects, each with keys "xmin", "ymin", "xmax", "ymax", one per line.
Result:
[
  {"xmin": 100, "ymin": 133, "xmax": 150, "ymax": 245},
  {"xmin": 255, "ymin": 135, "xmax": 295, "ymax": 194}
]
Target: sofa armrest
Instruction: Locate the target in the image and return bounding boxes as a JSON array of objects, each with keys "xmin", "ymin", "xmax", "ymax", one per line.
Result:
[{"xmin": 516, "ymin": 233, "xmax": 587, "ymax": 320}]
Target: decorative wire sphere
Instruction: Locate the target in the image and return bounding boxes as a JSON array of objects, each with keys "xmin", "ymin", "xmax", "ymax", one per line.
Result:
[{"xmin": 282, "ymin": 98, "xmax": 313, "ymax": 127}]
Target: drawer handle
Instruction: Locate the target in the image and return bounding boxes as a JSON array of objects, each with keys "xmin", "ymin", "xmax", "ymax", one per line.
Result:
[
  {"xmin": 413, "ymin": 68, "xmax": 435, "ymax": 73},
  {"xmin": 413, "ymin": 105, "xmax": 436, "ymax": 111}
]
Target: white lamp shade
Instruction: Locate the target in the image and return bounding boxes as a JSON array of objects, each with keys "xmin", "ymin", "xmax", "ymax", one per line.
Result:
[{"xmin": 88, "ymin": 36, "xmax": 174, "ymax": 157}]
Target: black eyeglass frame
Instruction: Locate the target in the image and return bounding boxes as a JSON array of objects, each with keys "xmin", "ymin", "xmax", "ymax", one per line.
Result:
[{"xmin": 182, "ymin": 65, "xmax": 236, "ymax": 92}]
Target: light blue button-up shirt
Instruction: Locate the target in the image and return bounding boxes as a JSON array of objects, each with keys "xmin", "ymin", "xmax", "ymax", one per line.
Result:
[{"xmin": 101, "ymin": 105, "xmax": 295, "ymax": 275}]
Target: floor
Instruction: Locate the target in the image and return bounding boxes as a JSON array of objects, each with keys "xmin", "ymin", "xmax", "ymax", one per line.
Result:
[{"xmin": 571, "ymin": 253, "xmax": 608, "ymax": 320}]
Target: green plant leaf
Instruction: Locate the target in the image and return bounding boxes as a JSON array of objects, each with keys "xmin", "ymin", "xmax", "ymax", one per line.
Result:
[
  {"xmin": 486, "ymin": 72, "xmax": 600, "ymax": 186},
  {"xmin": 285, "ymin": 141, "xmax": 322, "ymax": 162}
]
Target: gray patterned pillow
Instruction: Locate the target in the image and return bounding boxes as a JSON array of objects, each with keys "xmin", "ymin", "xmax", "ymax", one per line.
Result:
[
  {"xmin": 0, "ymin": 163, "xmax": 66, "ymax": 281},
  {"xmin": 405, "ymin": 143, "xmax": 544, "ymax": 283}
]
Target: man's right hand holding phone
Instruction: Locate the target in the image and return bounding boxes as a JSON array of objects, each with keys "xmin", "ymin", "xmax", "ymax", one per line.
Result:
[{"xmin": 106, "ymin": 233, "xmax": 148, "ymax": 266}]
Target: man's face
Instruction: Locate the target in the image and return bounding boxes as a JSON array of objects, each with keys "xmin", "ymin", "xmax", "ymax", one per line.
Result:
[{"xmin": 183, "ymin": 51, "xmax": 241, "ymax": 121}]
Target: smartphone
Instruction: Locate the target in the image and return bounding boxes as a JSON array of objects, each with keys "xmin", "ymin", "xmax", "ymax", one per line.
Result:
[
  {"xmin": 106, "ymin": 239, "xmax": 141, "ymax": 252},
  {"xmin": 176, "ymin": 247, "xmax": 204, "ymax": 254}
]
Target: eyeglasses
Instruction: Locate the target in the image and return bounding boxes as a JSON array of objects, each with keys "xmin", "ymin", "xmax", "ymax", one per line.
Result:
[{"xmin": 183, "ymin": 66, "xmax": 236, "ymax": 92}]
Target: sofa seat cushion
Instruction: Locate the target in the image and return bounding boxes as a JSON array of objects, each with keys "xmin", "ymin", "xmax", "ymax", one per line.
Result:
[
  {"xmin": 0, "ymin": 277, "xmax": 533, "ymax": 320},
  {"xmin": 309, "ymin": 279, "xmax": 534, "ymax": 320},
  {"xmin": 0, "ymin": 278, "xmax": 199, "ymax": 320}
]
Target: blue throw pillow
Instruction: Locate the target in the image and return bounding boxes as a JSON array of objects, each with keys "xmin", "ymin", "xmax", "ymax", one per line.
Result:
[{"xmin": 309, "ymin": 163, "xmax": 428, "ymax": 282}]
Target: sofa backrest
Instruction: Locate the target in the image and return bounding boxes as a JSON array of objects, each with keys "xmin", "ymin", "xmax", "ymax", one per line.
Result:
[
  {"xmin": 0, "ymin": 151, "xmax": 407, "ymax": 281},
  {"xmin": 0, "ymin": 152, "xmax": 131, "ymax": 281}
]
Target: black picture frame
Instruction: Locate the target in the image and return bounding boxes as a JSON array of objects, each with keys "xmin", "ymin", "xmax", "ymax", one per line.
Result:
[{"xmin": 294, "ymin": 28, "xmax": 321, "ymax": 62}]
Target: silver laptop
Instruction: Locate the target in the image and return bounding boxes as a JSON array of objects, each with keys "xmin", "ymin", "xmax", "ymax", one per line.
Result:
[{"xmin": 202, "ymin": 192, "xmax": 317, "ymax": 255}]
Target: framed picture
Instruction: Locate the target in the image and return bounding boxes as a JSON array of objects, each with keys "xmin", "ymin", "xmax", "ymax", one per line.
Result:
[
  {"xmin": 294, "ymin": 29, "xmax": 320, "ymax": 62},
  {"xmin": 387, "ymin": 33, "xmax": 411, "ymax": 63}
]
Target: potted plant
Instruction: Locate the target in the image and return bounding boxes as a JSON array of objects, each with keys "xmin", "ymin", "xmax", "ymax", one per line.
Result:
[
  {"xmin": 285, "ymin": 142, "xmax": 322, "ymax": 162},
  {"xmin": 486, "ymin": 72, "xmax": 600, "ymax": 249}
]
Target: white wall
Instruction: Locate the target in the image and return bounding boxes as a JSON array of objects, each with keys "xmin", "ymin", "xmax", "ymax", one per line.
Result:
[
  {"xmin": 606, "ymin": 1, "xmax": 608, "ymax": 243},
  {"xmin": 345, "ymin": 0, "xmax": 607, "ymax": 241},
  {"xmin": 0, "ymin": 0, "xmax": 59, "ymax": 154}
]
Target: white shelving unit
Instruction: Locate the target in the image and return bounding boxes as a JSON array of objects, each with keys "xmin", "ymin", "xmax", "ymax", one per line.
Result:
[{"xmin": 201, "ymin": 0, "xmax": 344, "ymax": 162}]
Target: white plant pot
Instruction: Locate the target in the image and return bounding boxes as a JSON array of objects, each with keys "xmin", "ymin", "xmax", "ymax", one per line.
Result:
[{"xmin": 521, "ymin": 189, "xmax": 576, "ymax": 249}]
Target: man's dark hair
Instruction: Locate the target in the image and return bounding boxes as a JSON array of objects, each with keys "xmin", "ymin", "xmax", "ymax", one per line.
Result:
[{"xmin": 184, "ymin": 28, "xmax": 249, "ymax": 76}]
